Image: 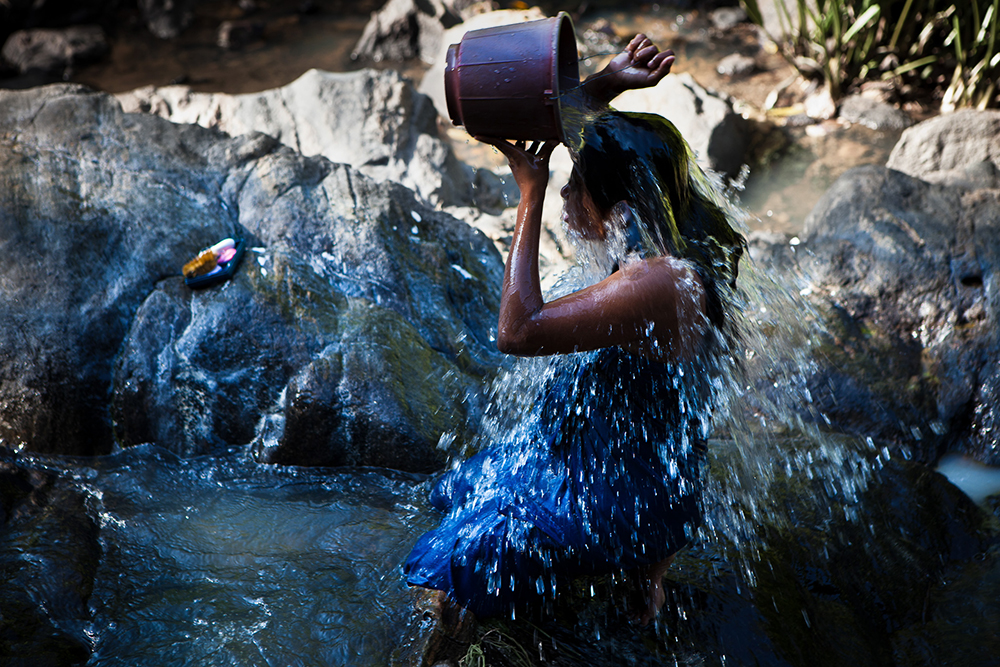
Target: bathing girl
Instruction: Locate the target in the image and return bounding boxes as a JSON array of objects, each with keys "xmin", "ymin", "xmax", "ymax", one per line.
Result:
[{"xmin": 405, "ymin": 33, "xmax": 744, "ymax": 625}]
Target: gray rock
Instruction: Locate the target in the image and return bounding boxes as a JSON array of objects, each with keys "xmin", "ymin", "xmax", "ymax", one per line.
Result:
[
  {"xmin": 796, "ymin": 164, "xmax": 1000, "ymax": 463},
  {"xmin": 420, "ymin": 7, "xmax": 551, "ymax": 127},
  {"xmin": 351, "ymin": 0, "xmax": 462, "ymax": 64},
  {"xmin": 716, "ymin": 53, "xmax": 756, "ymax": 78},
  {"xmin": 0, "ymin": 83, "xmax": 504, "ymax": 468},
  {"xmin": 139, "ymin": 0, "xmax": 195, "ymax": 39},
  {"xmin": 752, "ymin": 0, "xmax": 816, "ymax": 42},
  {"xmin": 1, "ymin": 25, "xmax": 108, "ymax": 74},
  {"xmin": 838, "ymin": 93, "xmax": 913, "ymax": 131},
  {"xmin": 887, "ymin": 109, "xmax": 1000, "ymax": 180},
  {"xmin": 116, "ymin": 68, "xmax": 477, "ymax": 208}
]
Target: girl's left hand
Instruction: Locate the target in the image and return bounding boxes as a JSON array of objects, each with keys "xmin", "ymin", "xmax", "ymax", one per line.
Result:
[{"xmin": 476, "ymin": 138, "xmax": 558, "ymax": 194}]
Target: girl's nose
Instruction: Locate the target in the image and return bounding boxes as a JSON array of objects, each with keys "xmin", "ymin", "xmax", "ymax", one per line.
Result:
[{"xmin": 560, "ymin": 184, "xmax": 570, "ymax": 199}]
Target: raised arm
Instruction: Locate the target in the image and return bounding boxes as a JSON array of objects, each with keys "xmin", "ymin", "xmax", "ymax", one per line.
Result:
[
  {"xmin": 583, "ymin": 34, "xmax": 675, "ymax": 106},
  {"xmin": 480, "ymin": 138, "xmax": 707, "ymax": 363}
]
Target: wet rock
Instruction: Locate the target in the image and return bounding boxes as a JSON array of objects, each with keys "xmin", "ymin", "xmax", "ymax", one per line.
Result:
[
  {"xmin": 838, "ymin": 93, "xmax": 913, "ymax": 131},
  {"xmin": 1, "ymin": 25, "xmax": 108, "ymax": 75},
  {"xmin": 793, "ymin": 163, "xmax": 1000, "ymax": 464},
  {"xmin": 351, "ymin": 0, "xmax": 463, "ymax": 64},
  {"xmin": 139, "ymin": 0, "xmax": 195, "ymax": 39},
  {"xmin": 1, "ymin": 83, "xmax": 503, "ymax": 467},
  {"xmin": 887, "ymin": 108, "xmax": 1000, "ymax": 180},
  {"xmin": 117, "ymin": 68, "xmax": 477, "ymax": 208},
  {"xmin": 0, "ymin": 449, "xmax": 101, "ymax": 665}
]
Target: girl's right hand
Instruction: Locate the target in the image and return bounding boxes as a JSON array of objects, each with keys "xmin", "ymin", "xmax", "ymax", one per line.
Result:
[
  {"xmin": 585, "ymin": 34, "xmax": 675, "ymax": 104},
  {"xmin": 476, "ymin": 138, "xmax": 558, "ymax": 195}
]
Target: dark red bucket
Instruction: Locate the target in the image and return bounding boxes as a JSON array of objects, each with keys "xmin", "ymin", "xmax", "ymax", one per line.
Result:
[{"xmin": 444, "ymin": 12, "xmax": 580, "ymax": 142}]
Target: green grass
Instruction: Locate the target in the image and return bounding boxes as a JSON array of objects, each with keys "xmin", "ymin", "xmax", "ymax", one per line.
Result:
[{"xmin": 741, "ymin": 0, "xmax": 999, "ymax": 109}]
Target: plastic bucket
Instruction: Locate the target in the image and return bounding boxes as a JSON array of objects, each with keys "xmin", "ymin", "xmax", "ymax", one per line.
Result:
[{"xmin": 444, "ymin": 12, "xmax": 580, "ymax": 142}]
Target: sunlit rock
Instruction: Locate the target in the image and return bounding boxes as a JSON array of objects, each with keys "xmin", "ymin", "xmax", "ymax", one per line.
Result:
[
  {"xmin": 116, "ymin": 68, "xmax": 480, "ymax": 208},
  {"xmin": 887, "ymin": 109, "xmax": 1000, "ymax": 181}
]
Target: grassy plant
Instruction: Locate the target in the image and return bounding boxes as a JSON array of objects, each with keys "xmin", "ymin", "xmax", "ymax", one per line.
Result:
[{"xmin": 740, "ymin": 0, "xmax": 999, "ymax": 109}]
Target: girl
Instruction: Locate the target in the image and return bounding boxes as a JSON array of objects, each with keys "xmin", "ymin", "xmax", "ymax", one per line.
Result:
[{"xmin": 405, "ymin": 34, "xmax": 744, "ymax": 625}]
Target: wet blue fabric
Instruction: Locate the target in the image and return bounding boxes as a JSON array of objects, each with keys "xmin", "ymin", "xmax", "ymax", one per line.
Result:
[{"xmin": 404, "ymin": 347, "xmax": 708, "ymax": 618}]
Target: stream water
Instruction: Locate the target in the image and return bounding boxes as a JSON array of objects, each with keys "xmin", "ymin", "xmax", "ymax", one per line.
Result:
[{"xmin": 40, "ymin": 447, "xmax": 435, "ymax": 666}]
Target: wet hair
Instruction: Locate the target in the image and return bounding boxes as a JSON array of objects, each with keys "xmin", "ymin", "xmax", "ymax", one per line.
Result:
[{"xmin": 573, "ymin": 110, "xmax": 745, "ymax": 327}]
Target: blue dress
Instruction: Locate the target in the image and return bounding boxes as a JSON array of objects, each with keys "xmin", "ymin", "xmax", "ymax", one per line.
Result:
[{"xmin": 404, "ymin": 346, "xmax": 709, "ymax": 618}]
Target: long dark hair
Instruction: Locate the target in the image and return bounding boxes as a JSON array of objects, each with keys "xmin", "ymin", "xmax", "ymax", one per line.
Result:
[{"xmin": 573, "ymin": 110, "xmax": 745, "ymax": 327}]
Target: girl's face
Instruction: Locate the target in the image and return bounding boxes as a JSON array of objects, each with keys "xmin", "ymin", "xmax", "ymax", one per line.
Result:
[{"xmin": 560, "ymin": 169, "xmax": 607, "ymax": 240}]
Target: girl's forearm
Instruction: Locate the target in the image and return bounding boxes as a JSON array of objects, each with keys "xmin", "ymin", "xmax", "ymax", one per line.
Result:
[{"xmin": 498, "ymin": 185, "xmax": 546, "ymax": 351}]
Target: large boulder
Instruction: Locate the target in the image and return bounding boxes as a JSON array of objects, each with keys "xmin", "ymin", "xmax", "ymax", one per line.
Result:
[
  {"xmin": 116, "ymin": 68, "xmax": 487, "ymax": 209},
  {"xmin": 0, "ymin": 83, "xmax": 504, "ymax": 468},
  {"xmin": 779, "ymin": 119, "xmax": 1000, "ymax": 464}
]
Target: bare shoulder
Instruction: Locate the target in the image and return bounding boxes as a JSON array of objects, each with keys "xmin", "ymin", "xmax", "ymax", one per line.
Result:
[{"xmin": 615, "ymin": 256, "xmax": 705, "ymax": 299}]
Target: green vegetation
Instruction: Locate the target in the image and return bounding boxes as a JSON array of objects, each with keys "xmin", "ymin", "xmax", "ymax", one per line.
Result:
[{"xmin": 740, "ymin": 0, "xmax": 999, "ymax": 108}]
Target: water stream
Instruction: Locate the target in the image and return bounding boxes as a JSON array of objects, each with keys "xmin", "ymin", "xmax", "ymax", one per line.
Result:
[{"xmin": 44, "ymin": 447, "xmax": 436, "ymax": 666}]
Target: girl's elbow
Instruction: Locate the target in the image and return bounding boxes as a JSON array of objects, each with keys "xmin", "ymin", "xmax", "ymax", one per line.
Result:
[
  {"xmin": 496, "ymin": 329, "xmax": 527, "ymax": 355},
  {"xmin": 496, "ymin": 324, "xmax": 539, "ymax": 356}
]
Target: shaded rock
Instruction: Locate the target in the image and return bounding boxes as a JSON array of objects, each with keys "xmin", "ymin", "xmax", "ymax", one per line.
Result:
[
  {"xmin": 0, "ymin": 0, "xmax": 116, "ymax": 45},
  {"xmin": 117, "ymin": 68, "xmax": 477, "ymax": 208},
  {"xmin": 217, "ymin": 18, "xmax": 265, "ymax": 50},
  {"xmin": 139, "ymin": 0, "xmax": 195, "ymax": 39},
  {"xmin": 1, "ymin": 25, "xmax": 108, "ymax": 75},
  {"xmin": 1, "ymin": 83, "xmax": 504, "ymax": 468},
  {"xmin": 615, "ymin": 72, "xmax": 753, "ymax": 178},
  {"xmin": 838, "ymin": 93, "xmax": 913, "ymax": 131},
  {"xmin": 352, "ymin": 0, "xmax": 463, "ymax": 64},
  {"xmin": 887, "ymin": 109, "xmax": 1000, "ymax": 180},
  {"xmin": 793, "ymin": 164, "xmax": 1000, "ymax": 464},
  {"xmin": 577, "ymin": 17, "xmax": 624, "ymax": 67}
]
